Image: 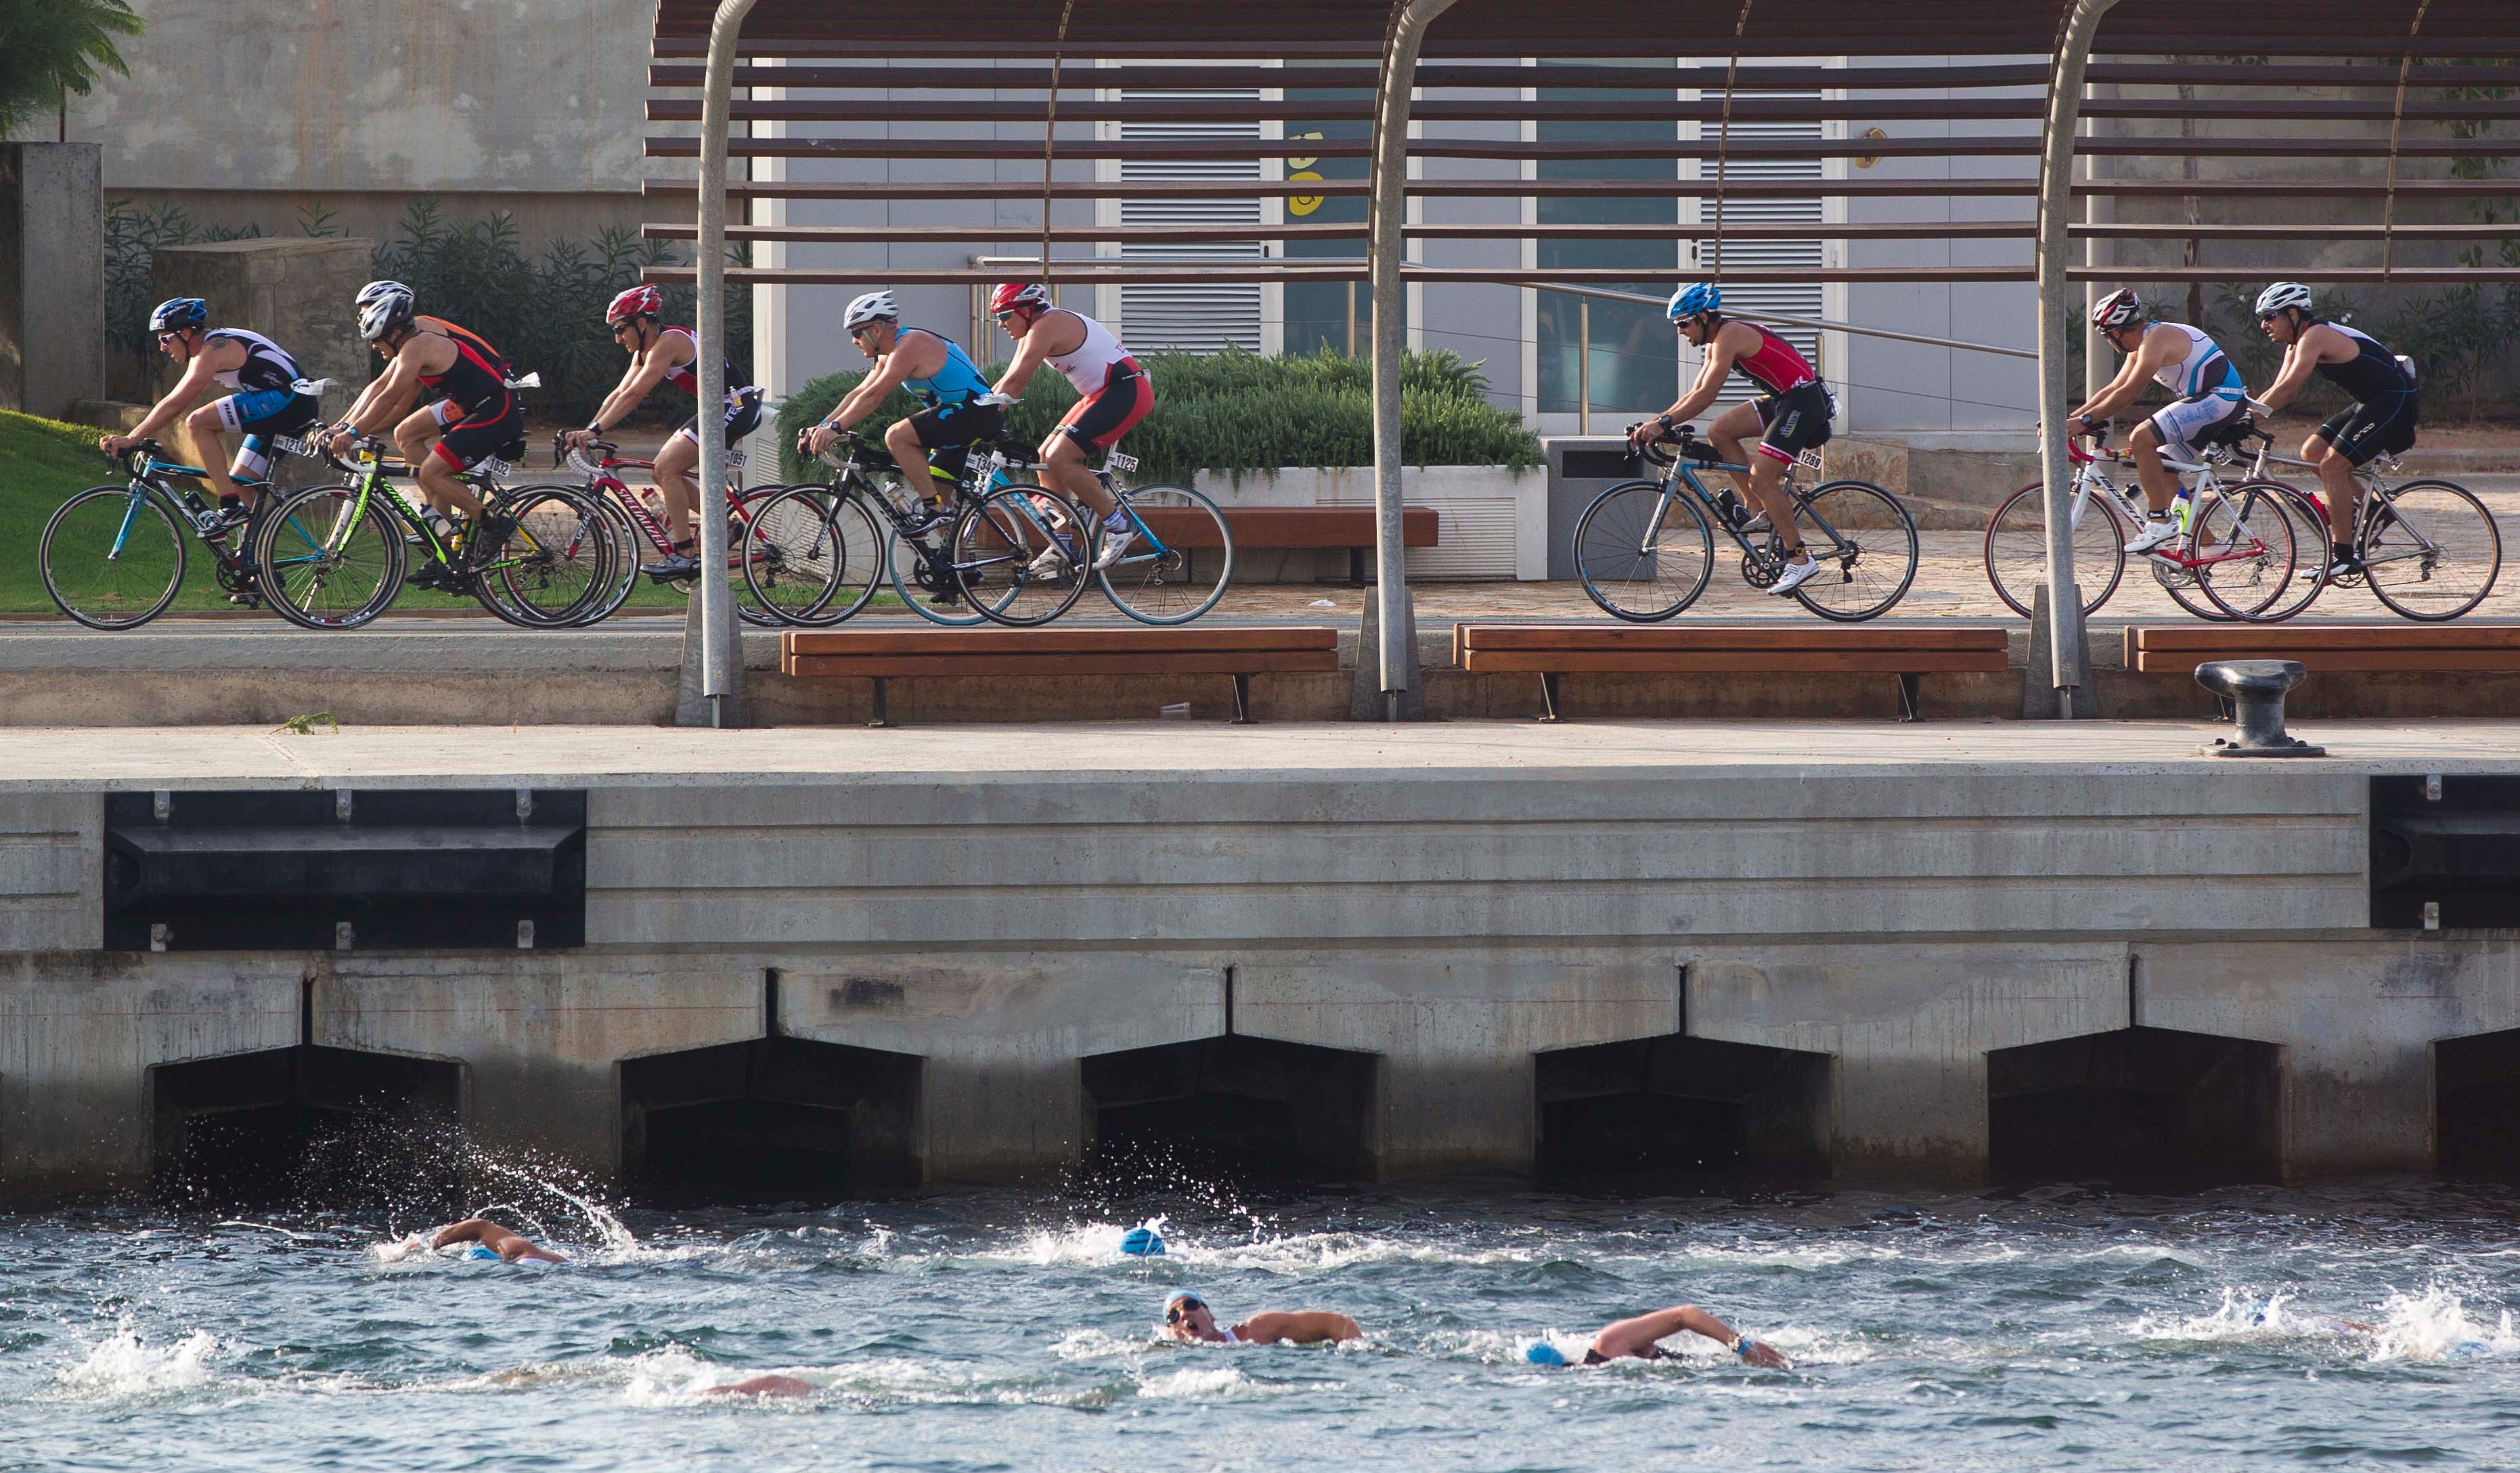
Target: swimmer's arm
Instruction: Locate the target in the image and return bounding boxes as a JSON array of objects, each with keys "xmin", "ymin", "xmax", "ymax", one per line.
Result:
[
  {"xmin": 1234, "ymin": 1311, "xmax": 1361, "ymax": 1345},
  {"xmin": 704, "ymin": 1374, "xmax": 816, "ymax": 1397},
  {"xmin": 1595, "ymin": 1306, "xmax": 1792, "ymax": 1368},
  {"xmin": 430, "ymin": 1218, "xmax": 565, "ymax": 1263},
  {"xmin": 430, "ymin": 1218, "xmax": 495, "ymax": 1248}
]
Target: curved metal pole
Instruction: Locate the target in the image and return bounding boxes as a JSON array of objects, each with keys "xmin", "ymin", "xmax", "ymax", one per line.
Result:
[
  {"xmin": 2035, "ymin": 0, "xmax": 2119, "ymax": 718},
  {"xmin": 691, "ymin": 0, "xmax": 759, "ymax": 729},
  {"xmin": 1370, "ymin": 0, "xmax": 1457, "ymax": 711}
]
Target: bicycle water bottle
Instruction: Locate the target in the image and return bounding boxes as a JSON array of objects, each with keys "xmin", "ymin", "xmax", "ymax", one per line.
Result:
[{"xmin": 2171, "ymin": 485, "xmax": 2194, "ymax": 537}]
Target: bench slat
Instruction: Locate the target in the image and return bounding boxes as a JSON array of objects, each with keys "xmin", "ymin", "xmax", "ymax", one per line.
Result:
[
  {"xmin": 1197, "ymin": 505, "xmax": 1440, "ymax": 550},
  {"xmin": 787, "ymin": 651, "xmax": 1340, "ymax": 678},
  {"xmin": 787, "ymin": 626, "xmax": 1335, "ymax": 657},
  {"xmin": 2131, "ymin": 650, "xmax": 2520, "ymax": 674},
  {"xmin": 1457, "ymin": 623, "xmax": 2007, "ymax": 652},
  {"xmin": 1461, "ymin": 651, "xmax": 2007, "ymax": 674},
  {"xmin": 2130, "ymin": 623, "xmax": 2520, "ymax": 653}
]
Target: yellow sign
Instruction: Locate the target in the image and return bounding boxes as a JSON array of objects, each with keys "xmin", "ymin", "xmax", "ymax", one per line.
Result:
[{"xmin": 1287, "ymin": 169, "xmax": 1325, "ymax": 217}]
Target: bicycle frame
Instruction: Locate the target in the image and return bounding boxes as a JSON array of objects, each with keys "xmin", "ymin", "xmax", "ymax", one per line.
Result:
[
  {"xmin": 562, "ymin": 441, "xmax": 761, "ymax": 573},
  {"xmin": 2066, "ymin": 433, "xmax": 2274, "ymax": 575},
  {"xmin": 1639, "ymin": 444, "xmax": 1861, "ymax": 569},
  {"xmin": 1095, "ymin": 452, "xmax": 1180, "ymax": 569},
  {"xmin": 2239, "ymin": 440, "xmax": 2448, "ymax": 577}
]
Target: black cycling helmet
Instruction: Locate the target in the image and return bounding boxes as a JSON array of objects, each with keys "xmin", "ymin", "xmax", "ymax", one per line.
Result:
[{"xmin": 149, "ymin": 297, "xmax": 208, "ymax": 334}]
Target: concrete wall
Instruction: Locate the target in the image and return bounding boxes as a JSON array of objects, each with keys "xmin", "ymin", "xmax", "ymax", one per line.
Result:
[
  {"xmin": 16, "ymin": 0, "xmax": 651, "ymax": 251},
  {"xmin": 7, "ymin": 744, "xmax": 2520, "ymax": 1197},
  {"xmin": 0, "ymin": 143, "xmax": 106, "ymax": 419},
  {"xmin": 144, "ymin": 238, "xmax": 374, "ymax": 413}
]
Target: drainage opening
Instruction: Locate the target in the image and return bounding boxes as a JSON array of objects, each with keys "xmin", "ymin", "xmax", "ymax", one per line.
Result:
[
  {"xmin": 620, "ymin": 1038, "xmax": 921, "ymax": 1204},
  {"xmin": 1537, "ymin": 1035, "xmax": 1830, "ymax": 1185},
  {"xmin": 2437, "ymin": 1029, "xmax": 2520, "ymax": 1181},
  {"xmin": 1989, "ymin": 1027, "xmax": 2280, "ymax": 1188},
  {"xmin": 1082, "ymin": 1037, "xmax": 1377, "ymax": 1187},
  {"xmin": 150, "ymin": 1047, "xmax": 464, "ymax": 1210}
]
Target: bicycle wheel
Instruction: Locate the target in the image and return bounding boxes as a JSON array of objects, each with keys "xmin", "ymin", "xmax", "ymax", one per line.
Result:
[
  {"xmin": 253, "ymin": 482, "xmax": 407, "ymax": 630},
  {"xmin": 745, "ymin": 485, "xmax": 884, "ymax": 625},
  {"xmin": 889, "ymin": 516, "xmax": 987, "ymax": 626},
  {"xmin": 1095, "ymin": 483, "xmax": 1233, "ymax": 625},
  {"xmin": 2366, "ymin": 479, "xmax": 2501, "ymax": 622},
  {"xmin": 2194, "ymin": 480, "xmax": 2320, "ymax": 623},
  {"xmin": 476, "ymin": 487, "xmax": 613, "ymax": 627},
  {"xmin": 41, "ymin": 485, "xmax": 188, "ymax": 630},
  {"xmin": 1574, "ymin": 481, "xmax": 1714, "ymax": 621},
  {"xmin": 954, "ymin": 484, "xmax": 1094, "ymax": 627},
  {"xmin": 572, "ymin": 491, "xmax": 644, "ymax": 625},
  {"xmin": 1790, "ymin": 479, "xmax": 1918, "ymax": 622},
  {"xmin": 1983, "ymin": 480, "xmax": 2125, "ymax": 618}
]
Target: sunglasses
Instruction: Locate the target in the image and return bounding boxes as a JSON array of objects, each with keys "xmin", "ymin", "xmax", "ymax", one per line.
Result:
[
  {"xmin": 1165, "ymin": 1300, "xmax": 1205, "ymax": 1325},
  {"xmin": 155, "ymin": 332, "xmax": 183, "ymax": 345}
]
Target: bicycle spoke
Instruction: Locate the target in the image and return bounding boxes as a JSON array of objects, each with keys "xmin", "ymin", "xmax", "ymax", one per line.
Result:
[
  {"xmin": 2193, "ymin": 481, "xmax": 2314, "ymax": 622},
  {"xmin": 41, "ymin": 486, "xmax": 188, "ymax": 630},
  {"xmin": 1983, "ymin": 479, "xmax": 2125, "ymax": 618},
  {"xmin": 1574, "ymin": 482, "xmax": 1711, "ymax": 621},
  {"xmin": 2365, "ymin": 479, "xmax": 2501, "ymax": 621},
  {"xmin": 481, "ymin": 489, "xmax": 610, "ymax": 626},
  {"xmin": 1096, "ymin": 484, "xmax": 1233, "ymax": 624},
  {"xmin": 954, "ymin": 485, "xmax": 1092, "ymax": 627},
  {"xmin": 254, "ymin": 483, "xmax": 403, "ymax": 630},
  {"xmin": 1792, "ymin": 480, "xmax": 1918, "ymax": 621}
]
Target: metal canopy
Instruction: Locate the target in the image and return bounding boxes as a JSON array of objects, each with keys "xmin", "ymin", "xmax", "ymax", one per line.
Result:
[{"xmin": 649, "ymin": 0, "xmax": 2520, "ymax": 727}]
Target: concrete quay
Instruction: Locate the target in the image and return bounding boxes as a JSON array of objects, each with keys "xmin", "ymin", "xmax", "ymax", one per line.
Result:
[{"xmin": 4, "ymin": 719, "xmax": 2519, "ymax": 1200}]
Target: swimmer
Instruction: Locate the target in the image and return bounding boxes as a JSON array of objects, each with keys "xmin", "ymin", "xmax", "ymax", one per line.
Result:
[
  {"xmin": 430, "ymin": 1218, "xmax": 567, "ymax": 1264},
  {"xmin": 703, "ymin": 1375, "xmax": 817, "ymax": 1397},
  {"xmin": 1527, "ymin": 1304, "xmax": 1792, "ymax": 1369},
  {"xmin": 1162, "ymin": 1292, "xmax": 1359, "ymax": 1346}
]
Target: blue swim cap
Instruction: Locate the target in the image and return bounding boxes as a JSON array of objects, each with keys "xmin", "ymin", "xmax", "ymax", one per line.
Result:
[
  {"xmin": 464, "ymin": 1244, "xmax": 502, "ymax": 1262},
  {"xmin": 1121, "ymin": 1227, "xmax": 1166, "ymax": 1257},
  {"xmin": 1524, "ymin": 1342, "xmax": 1568, "ymax": 1367}
]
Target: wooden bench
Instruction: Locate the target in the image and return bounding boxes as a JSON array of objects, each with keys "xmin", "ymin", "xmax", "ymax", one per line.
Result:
[
  {"xmin": 1453, "ymin": 624, "xmax": 2011, "ymax": 722},
  {"xmin": 1191, "ymin": 506, "xmax": 1439, "ymax": 585},
  {"xmin": 2127, "ymin": 624, "xmax": 2520, "ymax": 716},
  {"xmin": 781, "ymin": 626, "xmax": 1340, "ymax": 726}
]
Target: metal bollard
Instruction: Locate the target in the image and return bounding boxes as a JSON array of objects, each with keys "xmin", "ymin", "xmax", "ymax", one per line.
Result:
[{"xmin": 2194, "ymin": 659, "xmax": 2324, "ymax": 757}]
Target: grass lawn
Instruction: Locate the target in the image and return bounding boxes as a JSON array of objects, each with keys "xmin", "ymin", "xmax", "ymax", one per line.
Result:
[{"xmin": 3, "ymin": 408, "xmax": 696, "ymax": 620}]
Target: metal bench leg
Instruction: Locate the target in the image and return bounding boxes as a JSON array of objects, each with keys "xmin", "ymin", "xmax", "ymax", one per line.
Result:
[
  {"xmin": 1349, "ymin": 548, "xmax": 1367, "ymax": 586},
  {"xmin": 868, "ymin": 676, "xmax": 892, "ymax": 728},
  {"xmin": 1897, "ymin": 672, "xmax": 1922, "ymax": 722},
  {"xmin": 1537, "ymin": 672, "xmax": 1565, "ymax": 724},
  {"xmin": 1229, "ymin": 673, "xmax": 1256, "ymax": 724}
]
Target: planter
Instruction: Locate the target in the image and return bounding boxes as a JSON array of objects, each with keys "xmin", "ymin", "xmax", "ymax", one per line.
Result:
[{"xmin": 1201, "ymin": 464, "xmax": 1547, "ymax": 581}]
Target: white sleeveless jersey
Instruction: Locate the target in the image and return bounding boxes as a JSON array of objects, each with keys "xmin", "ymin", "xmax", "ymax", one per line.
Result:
[
  {"xmin": 2146, "ymin": 322, "xmax": 2238, "ymax": 400},
  {"xmin": 1043, "ymin": 311, "xmax": 1134, "ymax": 396}
]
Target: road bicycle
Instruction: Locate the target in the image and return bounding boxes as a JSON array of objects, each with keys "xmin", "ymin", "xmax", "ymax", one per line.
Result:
[
  {"xmin": 249, "ymin": 435, "xmax": 615, "ymax": 630},
  {"xmin": 1572, "ymin": 426, "xmax": 1919, "ymax": 622},
  {"xmin": 1070, "ymin": 450, "xmax": 1235, "ymax": 625},
  {"xmin": 2224, "ymin": 437, "xmax": 2500, "ymax": 623},
  {"xmin": 39, "ymin": 435, "xmax": 326, "ymax": 630},
  {"xmin": 1983, "ymin": 418, "xmax": 2318, "ymax": 623},
  {"xmin": 749, "ymin": 431, "xmax": 1086, "ymax": 628},
  {"xmin": 537, "ymin": 436, "xmax": 848, "ymax": 627}
]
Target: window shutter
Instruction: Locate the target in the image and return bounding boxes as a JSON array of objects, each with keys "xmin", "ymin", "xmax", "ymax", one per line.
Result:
[{"xmin": 1118, "ymin": 89, "xmax": 1264, "ymax": 353}]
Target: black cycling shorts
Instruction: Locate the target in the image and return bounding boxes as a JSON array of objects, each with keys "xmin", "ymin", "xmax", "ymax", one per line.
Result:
[
  {"xmin": 907, "ymin": 399, "xmax": 1008, "ymax": 485},
  {"xmin": 675, "ymin": 387, "xmax": 764, "ymax": 452},
  {"xmin": 1752, "ymin": 381, "xmax": 1835, "ymax": 465},
  {"xmin": 433, "ymin": 393, "xmax": 527, "ymax": 472},
  {"xmin": 2317, "ymin": 391, "xmax": 2419, "ymax": 468}
]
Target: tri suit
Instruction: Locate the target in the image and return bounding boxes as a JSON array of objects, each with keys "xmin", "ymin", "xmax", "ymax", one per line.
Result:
[
  {"xmin": 1727, "ymin": 325, "xmax": 1834, "ymax": 466},
  {"xmin": 660, "ymin": 326, "xmax": 764, "ymax": 452},
  {"xmin": 2309, "ymin": 323, "xmax": 2418, "ymax": 466},
  {"xmin": 2138, "ymin": 322, "xmax": 2247, "ymax": 462},
  {"xmin": 201, "ymin": 328, "xmax": 320, "ymax": 479},
  {"xmin": 417, "ymin": 319, "xmax": 527, "ymax": 472},
  {"xmin": 1045, "ymin": 312, "xmax": 1153, "ymax": 452},
  {"xmin": 896, "ymin": 329, "xmax": 1001, "ymax": 485}
]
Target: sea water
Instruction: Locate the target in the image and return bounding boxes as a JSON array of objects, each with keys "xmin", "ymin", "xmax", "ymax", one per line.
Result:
[{"xmin": 5, "ymin": 1177, "xmax": 2517, "ymax": 1471}]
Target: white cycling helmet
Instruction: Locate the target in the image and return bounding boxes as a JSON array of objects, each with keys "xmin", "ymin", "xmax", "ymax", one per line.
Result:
[
  {"xmin": 2253, "ymin": 281, "xmax": 2314, "ymax": 318},
  {"xmin": 355, "ymin": 279, "xmax": 412, "ymax": 311},
  {"xmin": 358, "ymin": 285, "xmax": 415, "ymax": 343},
  {"xmin": 2090, "ymin": 288, "xmax": 2144, "ymax": 332},
  {"xmin": 844, "ymin": 290, "xmax": 899, "ymax": 330}
]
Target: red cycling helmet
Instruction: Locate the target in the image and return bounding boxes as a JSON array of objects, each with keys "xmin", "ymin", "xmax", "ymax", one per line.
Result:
[
  {"xmin": 989, "ymin": 282, "xmax": 1052, "ymax": 316},
  {"xmin": 606, "ymin": 284, "xmax": 665, "ymax": 326}
]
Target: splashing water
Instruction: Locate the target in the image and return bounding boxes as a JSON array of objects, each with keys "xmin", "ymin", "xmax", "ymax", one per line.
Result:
[{"xmin": 54, "ymin": 1321, "xmax": 219, "ymax": 1398}]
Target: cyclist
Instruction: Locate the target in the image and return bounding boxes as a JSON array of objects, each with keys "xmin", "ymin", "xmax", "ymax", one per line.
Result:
[
  {"xmin": 1627, "ymin": 282, "xmax": 1835, "ymax": 596},
  {"xmin": 986, "ymin": 282, "xmax": 1153, "ymax": 569},
  {"xmin": 98, "ymin": 297, "xmax": 320, "ymax": 525},
  {"xmin": 321, "ymin": 284, "xmax": 523, "ymax": 565},
  {"xmin": 2069, "ymin": 288, "xmax": 2248, "ymax": 556},
  {"xmin": 799, "ymin": 289, "xmax": 1004, "ymax": 533},
  {"xmin": 565, "ymin": 284, "xmax": 764, "ymax": 579},
  {"xmin": 2247, "ymin": 281, "xmax": 2419, "ymax": 577}
]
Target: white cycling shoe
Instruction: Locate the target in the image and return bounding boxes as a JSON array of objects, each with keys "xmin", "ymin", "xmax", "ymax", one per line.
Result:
[
  {"xmin": 2123, "ymin": 516, "xmax": 2182, "ymax": 555},
  {"xmin": 1767, "ymin": 555, "xmax": 1828, "ymax": 596},
  {"xmin": 1092, "ymin": 520, "xmax": 1136, "ymax": 571},
  {"xmin": 1024, "ymin": 540, "xmax": 1076, "ymax": 579}
]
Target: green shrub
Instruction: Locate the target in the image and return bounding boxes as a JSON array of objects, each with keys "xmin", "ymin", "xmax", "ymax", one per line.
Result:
[{"xmin": 776, "ymin": 345, "xmax": 1541, "ymax": 481}]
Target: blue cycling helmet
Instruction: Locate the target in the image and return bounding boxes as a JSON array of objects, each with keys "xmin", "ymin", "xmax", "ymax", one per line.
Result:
[
  {"xmin": 149, "ymin": 296, "xmax": 208, "ymax": 334},
  {"xmin": 1666, "ymin": 282, "xmax": 1720, "ymax": 321}
]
